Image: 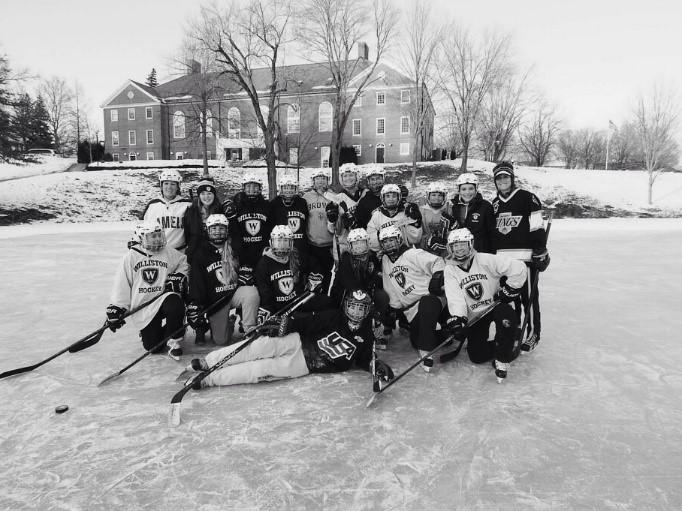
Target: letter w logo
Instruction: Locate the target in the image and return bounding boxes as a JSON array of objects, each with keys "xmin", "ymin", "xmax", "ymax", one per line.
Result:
[{"xmin": 142, "ymin": 268, "xmax": 159, "ymax": 284}]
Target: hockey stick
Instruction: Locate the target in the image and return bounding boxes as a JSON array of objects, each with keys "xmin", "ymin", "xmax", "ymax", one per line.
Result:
[
  {"xmin": 97, "ymin": 293, "xmax": 232, "ymax": 386},
  {"xmin": 0, "ymin": 294, "xmax": 164, "ymax": 380},
  {"xmin": 168, "ymin": 291, "xmax": 315, "ymax": 427},
  {"xmin": 366, "ymin": 301, "xmax": 498, "ymax": 408}
]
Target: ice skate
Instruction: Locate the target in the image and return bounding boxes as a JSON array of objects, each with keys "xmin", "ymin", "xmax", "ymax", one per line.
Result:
[
  {"xmin": 419, "ymin": 350, "xmax": 433, "ymax": 373},
  {"xmin": 521, "ymin": 334, "xmax": 539, "ymax": 353},
  {"xmin": 186, "ymin": 358, "xmax": 209, "ymax": 372},
  {"xmin": 167, "ymin": 339, "xmax": 183, "ymax": 361},
  {"xmin": 493, "ymin": 359, "xmax": 509, "ymax": 383}
]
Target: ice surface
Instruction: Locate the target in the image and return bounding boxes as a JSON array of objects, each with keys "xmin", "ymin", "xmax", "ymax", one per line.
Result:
[{"xmin": 0, "ymin": 219, "xmax": 681, "ymax": 510}]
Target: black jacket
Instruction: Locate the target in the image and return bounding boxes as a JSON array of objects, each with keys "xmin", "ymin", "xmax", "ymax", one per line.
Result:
[{"xmin": 449, "ymin": 193, "xmax": 496, "ymax": 254}]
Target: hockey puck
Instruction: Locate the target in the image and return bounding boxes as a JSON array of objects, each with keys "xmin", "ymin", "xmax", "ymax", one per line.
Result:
[{"xmin": 55, "ymin": 405, "xmax": 69, "ymax": 414}]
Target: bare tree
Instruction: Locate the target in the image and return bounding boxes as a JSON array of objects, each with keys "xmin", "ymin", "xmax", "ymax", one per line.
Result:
[
  {"xmin": 298, "ymin": 0, "xmax": 399, "ymax": 186},
  {"xmin": 434, "ymin": 112, "xmax": 463, "ymax": 160},
  {"xmin": 40, "ymin": 76, "xmax": 74, "ymax": 154},
  {"xmin": 556, "ymin": 129, "xmax": 579, "ymax": 169},
  {"xmin": 197, "ymin": 0, "xmax": 294, "ymax": 198},
  {"xmin": 518, "ymin": 99, "xmax": 560, "ymax": 167},
  {"xmin": 575, "ymin": 128, "xmax": 605, "ymax": 169},
  {"xmin": 634, "ymin": 83, "xmax": 680, "ymax": 204},
  {"xmin": 610, "ymin": 122, "xmax": 641, "ymax": 169},
  {"xmin": 398, "ymin": 0, "xmax": 441, "ymax": 187},
  {"xmin": 438, "ymin": 25, "xmax": 510, "ymax": 171}
]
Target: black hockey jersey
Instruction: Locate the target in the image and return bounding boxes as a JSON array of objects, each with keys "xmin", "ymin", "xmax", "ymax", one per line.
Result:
[
  {"xmin": 449, "ymin": 193, "xmax": 496, "ymax": 254},
  {"xmin": 269, "ymin": 196, "xmax": 309, "ymax": 250},
  {"xmin": 255, "ymin": 247, "xmax": 318, "ymax": 313},
  {"xmin": 289, "ymin": 310, "xmax": 374, "ymax": 373},
  {"xmin": 330, "ymin": 251, "xmax": 382, "ymax": 304},
  {"xmin": 354, "ymin": 190, "xmax": 382, "ymax": 229},
  {"xmin": 229, "ymin": 195, "xmax": 272, "ymax": 268},
  {"xmin": 491, "ymin": 188, "xmax": 546, "ymax": 261},
  {"xmin": 188, "ymin": 238, "xmax": 239, "ymax": 307}
]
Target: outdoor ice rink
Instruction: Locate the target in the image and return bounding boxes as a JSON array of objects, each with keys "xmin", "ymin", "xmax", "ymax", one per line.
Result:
[{"xmin": 1, "ymin": 218, "xmax": 681, "ymax": 510}]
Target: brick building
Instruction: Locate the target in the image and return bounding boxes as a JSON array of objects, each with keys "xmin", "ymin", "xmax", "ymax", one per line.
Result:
[{"xmin": 100, "ymin": 47, "xmax": 434, "ymax": 167}]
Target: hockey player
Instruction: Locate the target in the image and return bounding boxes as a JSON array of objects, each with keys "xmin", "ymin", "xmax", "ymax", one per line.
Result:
[
  {"xmin": 255, "ymin": 225, "xmax": 334, "ymax": 315},
  {"xmin": 229, "ymin": 174, "xmax": 272, "ymax": 289},
  {"xmin": 442, "ymin": 228, "xmax": 527, "ymax": 381},
  {"xmin": 184, "ymin": 178, "xmax": 224, "ymax": 264},
  {"xmin": 106, "ymin": 222, "xmax": 189, "ymax": 360},
  {"xmin": 302, "ymin": 171, "xmax": 335, "ymax": 290},
  {"xmin": 491, "ymin": 161, "xmax": 550, "ymax": 352},
  {"xmin": 142, "ymin": 169, "xmax": 192, "ymax": 252},
  {"xmin": 354, "ymin": 166, "xmax": 385, "ymax": 229},
  {"xmin": 325, "ymin": 163, "xmax": 364, "ymax": 261},
  {"xmin": 449, "ymin": 173, "xmax": 495, "ymax": 254},
  {"xmin": 420, "ymin": 182, "xmax": 458, "ymax": 256},
  {"xmin": 187, "ymin": 214, "xmax": 259, "ymax": 346},
  {"xmin": 269, "ymin": 175, "xmax": 308, "ymax": 252},
  {"xmin": 379, "ymin": 225, "xmax": 447, "ymax": 371},
  {"xmin": 185, "ymin": 289, "xmax": 394, "ymax": 389},
  {"xmin": 367, "ymin": 184, "xmax": 423, "ymax": 254}
]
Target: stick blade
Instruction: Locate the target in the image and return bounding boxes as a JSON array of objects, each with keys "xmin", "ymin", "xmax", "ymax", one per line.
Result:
[
  {"xmin": 365, "ymin": 392, "xmax": 379, "ymax": 408},
  {"xmin": 168, "ymin": 403, "xmax": 182, "ymax": 427},
  {"xmin": 0, "ymin": 366, "xmax": 34, "ymax": 380},
  {"xmin": 96, "ymin": 372, "xmax": 120, "ymax": 387}
]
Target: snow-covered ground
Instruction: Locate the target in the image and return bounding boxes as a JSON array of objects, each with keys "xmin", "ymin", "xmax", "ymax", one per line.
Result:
[
  {"xmin": 0, "ymin": 155, "xmax": 76, "ymax": 181},
  {"xmin": 0, "ymin": 219, "xmax": 681, "ymax": 510}
]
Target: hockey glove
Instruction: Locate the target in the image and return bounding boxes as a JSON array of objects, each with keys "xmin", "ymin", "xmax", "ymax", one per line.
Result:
[
  {"xmin": 238, "ymin": 266, "xmax": 255, "ymax": 286},
  {"xmin": 497, "ymin": 283, "xmax": 521, "ymax": 304},
  {"xmin": 261, "ymin": 314, "xmax": 288, "ymax": 337},
  {"xmin": 532, "ymin": 249, "xmax": 551, "ymax": 272},
  {"xmin": 399, "ymin": 184, "xmax": 409, "ymax": 204},
  {"xmin": 306, "ymin": 272, "xmax": 324, "ymax": 293},
  {"xmin": 341, "ymin": 210, "xmax": 356, "ymax": 230},
  {"xmin": 165, "ymin": 273, "xmax": 187, "ymax": 294},
  {"xmin": 444, "ymin": 315, "xmax": 468, "ymax": 340},
  {"xmin": 374, "ymin": 359, "xmax": 394, "ymax": 383},
  {"xmin": 257, "ymin": 307, "xmax": 271, "ymax": 326},
  {"xmin": 105, "ymin": 304, "xmax": 127, "ymax": 332},
  {"xmin": 428, "ymin": 270, "xmax": 445, "ymax": 296},
  {"xmin": 325, "ymin": 202, "xmax": 340, "ymax": 223},
  {"xmin": 186, "ymin": 303, "xmax": 209, "ymax": 332},
  {"xmin": 404, "ymin": 202, "xmax": 422, "ymax": 228},
  {"xmin": 426, "ymin": 235, "xmax": 447, "ymax": 254},
  {"xmin": 222, "ymin": 199, "xmax": 237, "ymax": 220}
]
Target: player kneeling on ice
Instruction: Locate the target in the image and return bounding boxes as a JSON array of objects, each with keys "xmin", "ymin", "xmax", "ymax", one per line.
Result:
[
  {"xmin": 442, "ymin": 228, "xmax": 528, "ymax": 382},
  {"xmin": 187, "ymin": 214, "xmax": 259, "ymax": 346},
  {"xmin": 185, "ymin": 289, "xmax": 394, "ymax": 389},
  {"xmin": 379, "ymin": 225, "xmax": 447, "ymax": 372},
  {"xmin": 106, "ymin": 222, "xmax": 189, "ymax": 360}
]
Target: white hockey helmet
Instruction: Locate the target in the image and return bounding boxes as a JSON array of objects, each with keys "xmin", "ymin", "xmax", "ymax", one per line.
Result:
[
  {"xmin": 343, "ymin": 288, "xmax": 373, "ymax": 330},
  {"xmin": 380, "ymin": 184, "xmax": 401, "ymax": 210},
  {"xmin": 364, "ymin": 165, "xmax": 385, "ymax": 193},
  {"xmin": 135, "ymin": 222, "xmax": 166, "ymax": 252},
  {"xmin": 310, "ymin": 170, "xmax": 329, "ymax": 190},
  {"xmin": 159, "ymin": 169, "xmax": 182, "ymax": 185},
  {"xmin": 456, "ymin": 173, "xmax": 479, "ymax": 189},
  {"xmin": 347, "ymin": 228, "xmax": 370, "ymax": 257},
  {"xmin": 279, "ymin": 175, "xmax": 299, "ymax": 203},
  {"xmin": 206, "ymin": 214, "xmax": 229, "ymax": 245},
  {"xmin": 426, "ymin": 182, "xmax": 447, "ymax": 208},
  {"xmin": 447, "ymin": 228, "xmax": 475, "ymax": 263},
  {"xmin": 378, "ymin": 225, "xmax": 403, "ymax": 256},
  {"xmin": 340, "ymin": 163, "xmax": 359, "ymax": 188},
  {"xmin": 270, "ymin": 224, "xmax": 294, "ymax": 258}
]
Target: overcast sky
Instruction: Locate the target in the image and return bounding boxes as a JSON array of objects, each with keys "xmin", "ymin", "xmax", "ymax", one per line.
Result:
[{"xmin": 2, "ymin": 0, "xmax": 680, "ymax": 137}]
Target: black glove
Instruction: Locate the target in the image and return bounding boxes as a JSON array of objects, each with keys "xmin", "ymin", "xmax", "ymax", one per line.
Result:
[
  {"xmin": 399, "ymin": 184, "xmax": 409, "ymax": 203},
  {"xmin": 165, "ymin": 273, "xmax": 187, "ymax": 294},
  {"xmin": 105, "ymin": 304, "xmax": 127, "ymax": 332},
  {"xmin": 341, "ymin": 211, "xmax": 356, "ymax": 230},
  {"xmin": 186, "ymin": 303, "xmax": 209, "ymax": 331},
  {"xmin": 325, "ymin": 202, "xmax": 340, "ymax": 223},
  {"xmin": 497, "ymin": 283, "xmax": 521, "ymax": 304},
  {"xmin": 261, "ymin": 314, "xmax": 288, "ymax": 337},
  {"xmin": 222, "ymin": 199, "xmax": 237, "ymax": 220},
  {"xmin": 374, "ymin": 359, "xmax": 394, "ymax": 382},
  {"xmin": 426, "ymin": 235, "xmax": 446, "ymax": 254},
  {"xmin": 238, "ymin": 266, "xmax": 255, "ymax": 286},
  {"xmin": 127, "ymin": 240, "xmax": 140, "ymax": 250},
  {"xmin": 532, "ymin": 249, "xmax": 551, "ymax": 272},
  {"xmin": 306, "ymin": 273, "xmax": 324, "ymax": 293},
  {"xmin": 444, "ymin": 315, "xmax": 467, "ymax": 340},
  {"xmin": 428, "ymin": 270, "xmax": 445, "ymax": 296},
  {"xmin": 404, "ymin": 202, "xmax": 422, "ymax": 228}
]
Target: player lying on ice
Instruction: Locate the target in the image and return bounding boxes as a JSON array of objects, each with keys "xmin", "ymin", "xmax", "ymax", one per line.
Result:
[
  {"xmin": 182, "ymin": 289, "xmax": 394, "ymax": 389},
  {"xmin": 441, "ymin": 228, "xmax": 528, "ymax": 382}
]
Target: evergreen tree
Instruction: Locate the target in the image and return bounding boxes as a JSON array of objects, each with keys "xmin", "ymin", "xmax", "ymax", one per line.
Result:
[
  {"xmin": 12, "ymin": 92, "xmax": 34, "ymax": 150},
  {"xmin": 31, "ymin": 95, "xmax": 53, "ymax": 148},
  {"xmin": 0, "ymin": 53, "xmax": 14, "ymax": 157},
  {"xmin": 146, "ymin": 68, "xmax": 158, "ymax": 88}
]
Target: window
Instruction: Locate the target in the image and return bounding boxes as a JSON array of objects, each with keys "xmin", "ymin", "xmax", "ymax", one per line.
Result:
[
  {"xmin": 318, "ymin": 101, "xmax": 332, "ymax": 132},
  {"xmin": 400, "ymin": 142, "xmax": 410, "ymax": 155},
  {"xmin": 401, "ymin": 116, "xmax": 410, "ymax": 134},
  {"xmin": 206, "ymin": 112, "xmax": 213, "ymax": 137},
  {"xmin": 287, "ymin": 104, "xmax": 300, "ymax": 134},
  {"xmin": 353, "ymin": 144, "xmax": 362, "ymax": 157},
  {"xmin": 113, "ymin": 153, "xmax": 119, "ymax": 162},
  {"xmin": 128, "ymin": 108, "xmax": 135, "ymax": 121},
  {"xmin": 227, "ymin": 107, "xmax": 240, "ymax": 139},
  {"xmin": 352, "ymin": 119, "xmax": 361, "ymax": 136},
  {"xmin": 128, "ymin": 130, "xmax": 136, "ymax": 145},
  {"xmin": 129, "ymin": 153, "xmax": 137, "ymax": 161},
  {"xmin": 110, "ymin": 110, "xmax": 118, "ymax": 122},
  {"xmin": 376, "ymin": 92, "xmax": 385, "ymax": 105},
  {"xmin": 289, "ymin": 147, "xmax": 298, "ymax": 165},
  {"xmin": 173, "ymin": 111, "xmax": 185, "ymax": 139},
  {"xmin": 146, "ymin": 130, "xmax": 154, "ymax": 145},
  {"xmin": 354, "ymin": 94, "xmax": 363, "ymax": 107},
  {"xmin": 321, "ymin": 146, "xmax": 330, "ymax": 167},
  {"xmin": 401, "ymin": 90, "xmax": 410, "ymax": 104},
  {"xmin": 112, "ymin": 131, "xmax": 119, "ymax": 147},
  {"xmin": 376, "ymin": 118, "xmax": 385, "ymax": 135},
  {"xmin": 145, "ymin": 107, "xmax": 153, "ymax": 119},
  {"xmin": 146, "ymin": 152, "xmax": 154, "ymax": 160}
]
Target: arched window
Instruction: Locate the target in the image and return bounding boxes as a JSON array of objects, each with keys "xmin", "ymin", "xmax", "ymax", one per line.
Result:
[
  {"xmin": 227, "ymin": 107, "xmax": 240, "ymax": 139},
  {"xmin": 287, "ymin": 104, "xmax": 300, "ymax": 134},
  {"xmin": 173, "ymin": 111, "xmax": 185, "ymax": 139},
  {"xmin": 318, "ymin": 102, "xmax": 332, "ymax": 132},
  {"xmin": 205, "ymin": 111, "xmax": 213, "ymax": 137}
]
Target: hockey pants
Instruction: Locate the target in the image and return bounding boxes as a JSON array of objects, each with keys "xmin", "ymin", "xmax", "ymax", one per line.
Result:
[
  {"xmin": 202, "ymin": 333, "xmax": 310, "ymax": 387},
  {"xmin": 408, "ymin": 295, "xmax": 449, "ymax": 352},
  {"xmin": 140, "ymin": 294, "xmax": 185, "ymax": 352},
  {"xmin": 466, "ymin": 303, "xmax": 519, "ymax": 364},
  {"xmin": 208, "ymin": 286, "xmax": 260, "ymax": 345}
]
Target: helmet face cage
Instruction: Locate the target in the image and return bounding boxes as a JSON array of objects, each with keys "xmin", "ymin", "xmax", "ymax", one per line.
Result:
[
  {"xmin": 312, "ymin": 174, "xmax": 328, "ymax": 190},
  {"xmin": 447, "ymin": 229, "xmax": 475, "ymax": 263},
  {"xmin": 270, "ymin": 226, "xmax": 294, "ymax": 258},
  {"xmin": 208, "ymin": 224, "xmax": 228, "ymax": 245},
  {"xmin": 382, "ymin": 192, "xmax": 400, "ymax": 209},
  {"xmin": 138, "ymin": 225, "xmax": 166, "ymax": 252},
  {"xmin": 349, "ymin": 238, "xmax": 369, "ymax": 257},
  {"xmin": 340, "ymin": 171, "xmax": 358, "ymax": 189},
  {"xmin": 344, "ymin": 290, "xmax": 372, "ymax": 327},
  {"xmin": 243, "ymin": 181, "xmax": 262, "ymax": 199},
  {"xmin": 367, "ymin": 174, "xmax": 384, "ymax": 194},
  {"xmin": 280, "ymin": 183, "xmax": 298, "ymax": 200},
  {"xmin": 427, "ymin": 191, "xmax": 446, "ymax": 208}
]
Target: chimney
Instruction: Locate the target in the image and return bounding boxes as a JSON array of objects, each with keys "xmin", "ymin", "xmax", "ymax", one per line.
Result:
[
  {"xmin": 188, "ymin": 59, "xmax": 201, "ymax": 74},
  {"xmin": 358, "ymin": 42, "xmax": 369, "ymax": 60}
]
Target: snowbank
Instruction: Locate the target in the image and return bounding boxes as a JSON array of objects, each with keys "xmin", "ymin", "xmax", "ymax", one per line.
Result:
[{"xmin": 0, "ymin": 156, "xmax": 76, "ymax": 181}]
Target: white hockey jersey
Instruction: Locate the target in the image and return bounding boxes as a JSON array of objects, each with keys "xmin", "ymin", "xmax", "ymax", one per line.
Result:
[
  {"xmin": 367, "ymin": 208, "xmax": 423, "ymax": 254},
  {"xmin": 142, "ymin": 197, "xmax": 192, "ymax": 251},
  {"xmin": 443, "ymin": 252, "xmax": 527, "ymax": 319},
  {"xmin": 382, "ymin": 247, "xmax": 445, "ymax": 322},
  {"xmin": 110, "ymin": 246, "xmax": 189, "ymax": 330},
  {"xmin": 419, "ymin": 204, "xmax": 454, "ymax": 250}
]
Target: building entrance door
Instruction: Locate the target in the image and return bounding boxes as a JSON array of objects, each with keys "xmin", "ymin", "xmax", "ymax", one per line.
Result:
[{"xmin": 376, "ymin": 144, "xmax": 385, "ymax": 163}]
